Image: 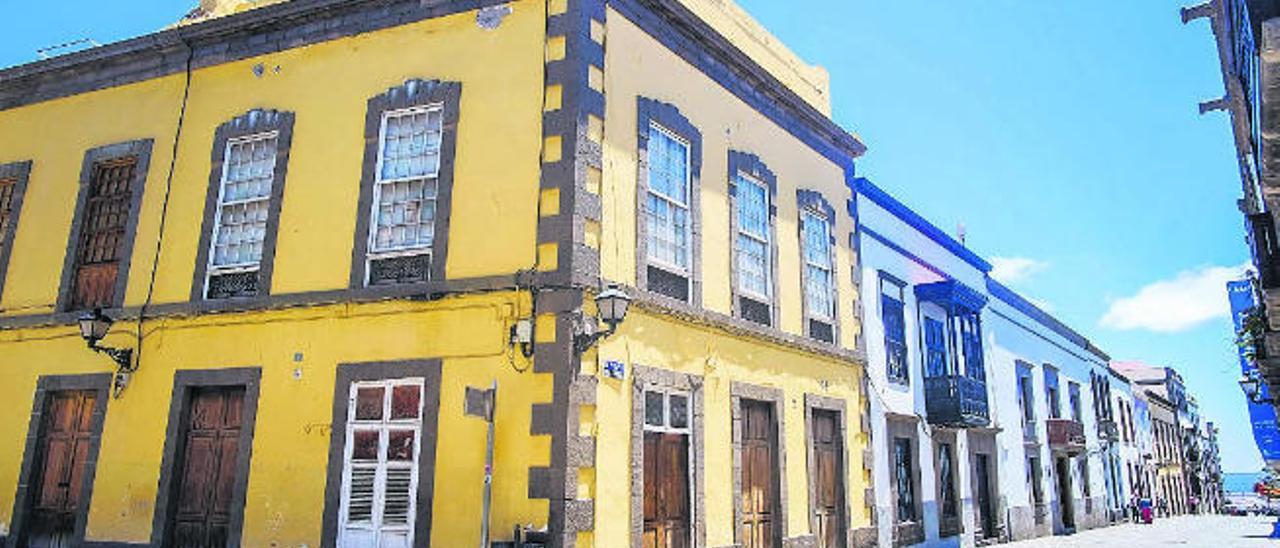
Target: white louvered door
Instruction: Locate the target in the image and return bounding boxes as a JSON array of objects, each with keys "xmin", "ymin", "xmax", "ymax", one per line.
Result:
[{"xmin": 339, "ymin": 379, "xmax": 425, "ymax": 548}]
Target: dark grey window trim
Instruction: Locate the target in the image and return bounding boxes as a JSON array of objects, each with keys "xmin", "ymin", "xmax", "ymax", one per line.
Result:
[
  {"xmin": 150, "ymin": 367, "xmax": 261, "ymax": 548},
  {"xmin": 56, "ymin": 139, "xmax": 154, "ymax": 313},
  {"xmin": 629, "ymin": 365, "xmax": 706, "ymax": 548},
  {"xmin": 191, "ymin": 109, "xmax": 296, "ymax": 302},
  {"xmin": 0, "ymin": 160, "xmax": 33, "ymax": 302},
  {"xmin": 320, "ymin": 359, "xmax": 443, "ymax": 548},
  {"xmin": 635, "ymin": 97, "xmax": 703, "ymax": 307},
  {"xmin": 350, "ymin": 79, "xmax": 461, "ymax": 290},
  {"xmin": 7, "ymin": 373, "xmax": 111, "ymax": 548},
  {"xmin": 797, "ymin": 189, "xmax": 839, "ymax": 344},
  {"xmin": 730, "ymin": 381, "xmax": 788, "ymax": 545},
  {"xmin": 804, "ymin": 393, "xmax": 851, "ymax": 548},
  {"xmin": 727, "ymin": 150, "xmax": 779, "ymax": 328}
]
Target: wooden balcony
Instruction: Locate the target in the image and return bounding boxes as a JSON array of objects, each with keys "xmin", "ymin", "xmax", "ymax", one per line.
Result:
[
  {"xmin": 1047, "ymin": 418, "xmax": 1086, "ymax": 455},
  {"xmin": 924, "ymin": 375, "xmax": 990, "ymax": 428}
]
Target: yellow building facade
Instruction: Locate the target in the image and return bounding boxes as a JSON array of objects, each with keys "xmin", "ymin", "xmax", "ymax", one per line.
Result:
[{"xmin": 0, "ymin": 0, "xmax": 870, "ymax": 546}]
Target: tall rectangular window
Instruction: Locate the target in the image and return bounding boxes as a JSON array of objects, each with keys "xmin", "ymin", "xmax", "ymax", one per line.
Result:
[
  {"xmin": 735, "ymin": 173, "xmax": 770, "ymax": 303},
  {"xmin": 366, "ymin": 106, "xmax": 443, "ymax": 286},
  {"xmin": 70, "ymin": 157, "xmax": 138, "ymax": 310},
  {"xmin": 893, "ymin": 437, "xmax": 916, "ymax": 522},
  {"xmin": 1069, "ymin": 382, "xmax": 1083, "ymax": 423},
  {"xmin": 1017, "ymin": 364, "xmax": 1036, "ymax": 433},
  {"xmin": 340, "ymin": 379, "xmax": 425, "ymax": 547},
  {"xmin": 801, "ymin": 210, "xmax": 834, "ymax": 322},
  {"xmin": 881, "ymin": 275, "xmax": 907, "ymax": 382},
  {"xmin": 646, "ymin": 124, "xmax": 692, "ymax": 277},
  {"xmin": 205, "ymin": 132, "xmax": 278, "ymax": 298},
  {"xmin": 923, "ymin": 317, "xmax": 947, "ymax": 378},
  {"xmin": 1044, "ymin": 367, "xmax": 1061, "ymax": 419}
]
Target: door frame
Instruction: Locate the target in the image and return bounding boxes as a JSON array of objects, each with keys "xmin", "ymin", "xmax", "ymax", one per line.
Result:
[
  {"xmin": 319, "ymin": 359, "xmax": 443, "ymax": 548},
  {"xmin": 804, "ymin": 394, "xmax": 849, "ymax": 548},
  {"xmin": 8, "ymin": 373, "xmax": 112, "ymax": 548},
  {"xmin": 150, "ymin": 368, "xmax": 261, "ymax": 548},
  {"xmin": 731, "ymin": 382, "xmax": 787, "ymax": 547},
  {"xmin": 630, "ymin": 365, "xmax": 705, "ymax": 548},
  {"xmin": 1055, "ymin": 456, "xmax": 1075, "ymax": 530}
]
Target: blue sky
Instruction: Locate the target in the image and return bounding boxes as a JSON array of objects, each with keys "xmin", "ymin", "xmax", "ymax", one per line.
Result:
[{"xmin": 0, "ymin": 1, "xmax": 1262, "ymax": 471}]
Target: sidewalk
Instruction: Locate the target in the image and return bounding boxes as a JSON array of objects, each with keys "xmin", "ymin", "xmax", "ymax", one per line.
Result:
[{"xmin": 1004, "ymin": 514, "xmax": 1277, "ymax": 546}]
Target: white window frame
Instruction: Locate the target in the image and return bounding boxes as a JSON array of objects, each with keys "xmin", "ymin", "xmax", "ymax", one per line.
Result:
[
  {"xmin": 735, "ymin": 172, "xmax": 771, "ymax": 301},
  {"xmin": 338, "ymin": 377, "xmax": 425, "ymax": 548},
  {"xmin": 203, "ymin": 131, "xmax": 279, "ymax": 294},
  {"xmin": 641, "ymin": 387, "xmax": 696, "ymax": 546},
  {"xmin": 645, "ymin": 122, "xmax": 693, "ymax": 276},
  {"xmin": 802, "ymin": 208, "xmax": 835, "ymax": 321},
  {"xmin": 364, "ymin": 104, "xmax": 444, "ymax": 285}
]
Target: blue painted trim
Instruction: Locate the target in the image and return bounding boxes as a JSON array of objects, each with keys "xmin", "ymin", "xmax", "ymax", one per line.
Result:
[
  {"xmin": 851, "ymin": 177, "xmax": 992, "ymax": 273},
  {"xmin": 985, "ymin": 277, "xmax": 1111, "ymax": 363},
  {"xmin": 915, "ymin": 280, "xmax": 988, "ymax": 313},
  {"xmin": 860, "ymin": 227, "xmax": 950, "ymax": 280}
]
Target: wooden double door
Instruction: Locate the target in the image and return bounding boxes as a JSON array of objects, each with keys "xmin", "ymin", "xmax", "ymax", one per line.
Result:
[
  {"xmin": 25, "ymin": 390, "xmax": 99, "ymax": 548},
  {"xmin": 167, "ymin": 386, "xmax": 247, "ymax": 548}
]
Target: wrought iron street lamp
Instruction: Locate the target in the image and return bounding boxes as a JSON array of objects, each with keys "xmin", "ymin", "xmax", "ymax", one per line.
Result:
[
  {"xmin": 77, "ymin": 308, "xmax": 135, "ymax": 396},
  {"xmin": 1239, "ymin": 371, "xmax": 1276, "ymax": 405},
  {"xmin": 574, "ymin": 284, "xmax": 631, "ymax": 353}
]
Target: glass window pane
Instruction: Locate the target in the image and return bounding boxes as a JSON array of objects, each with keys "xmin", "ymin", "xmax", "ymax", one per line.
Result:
[
  {"xmin": 669, "ymin": 394, "xmax": 688, "ymax": 429},
  {"xmin": 391, "ymin": 385, "xmax": 422, "ymax": 420},
  {"xmin": 388, "ymin": 429, "xmax": 416, "ymax": 461},
  {"xmin": 737, "ymin": 176, "xmax": 768, "ymax": 237},
  {"xmin": 380, "ymin": 108, "xmax": 443, "ymax": 180},
  {"xmin": 352, "ymin": 429, "xmax": 380, "ymax": 460},
  {"xmin": 355, "ymin": 386, "xmax": 385, "ymax": 420},
  {"xmin": 645, "ymin": 391, "xmax": 664, "ymax": 427}
]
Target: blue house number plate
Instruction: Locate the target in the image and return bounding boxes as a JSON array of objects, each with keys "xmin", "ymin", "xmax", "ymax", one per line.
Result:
[{"xmin": 603, "ymin": 360, "xmax": 626, "ymax": 379}]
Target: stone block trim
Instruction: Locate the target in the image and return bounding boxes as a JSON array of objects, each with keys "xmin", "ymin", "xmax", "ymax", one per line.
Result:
[
  {"xmin": 727, "ymin": 150, "xmax": 781, "ymax": 328},
  {"xmin": 349, "ymin": 79, "xmax": 460, "ymax": 290},
  {"xmin": 0, "ymin": 160, "xmax": 33, "ymax": 302},
  {"xmin": 191, "ymin": 109, "xmax": 295, "ymax": 302},
  {"xmin": 730, "ymin": 381, "xmax": 789, "ymax": 546},
  {"xmin": 635, "ymin": 97, "xmax": 704, "ymax": 307},
  {"xmin": 630, "ymin": 364, "xmax": 707, "ymax": 548}
]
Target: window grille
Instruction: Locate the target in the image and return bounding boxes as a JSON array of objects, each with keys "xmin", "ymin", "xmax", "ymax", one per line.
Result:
[
  {"xmin": 367, "ymin": 106, "xmax": 443, "ymax": 286},
  {"xmin": 70, "ymin": 157, "xmax": 137, "ymax": 310}
]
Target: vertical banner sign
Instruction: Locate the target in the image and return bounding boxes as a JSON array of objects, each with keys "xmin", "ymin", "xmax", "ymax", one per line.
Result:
[{"xmin": 1227, "ymin": 279, "xmax": 1280, "ymax": 464}]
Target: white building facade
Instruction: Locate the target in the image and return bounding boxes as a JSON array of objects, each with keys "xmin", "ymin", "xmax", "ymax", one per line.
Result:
[{"xmin": 854, "ymin": 178, "xmax": 1114, "ymax": 546}]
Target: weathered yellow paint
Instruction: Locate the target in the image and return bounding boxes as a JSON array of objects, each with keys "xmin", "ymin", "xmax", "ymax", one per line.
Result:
[
  {"xmin": 0, "ymin": 2, "xmax": 554, "ymax": 546},
  {"xmin": 674, "ymin": 0, "xmax": 832, "ymax": 115},
  {"xmin": 601, "ymin": 9, "xmax": 862, "ymax": 349},
  {"xmin": 594, "ymin": 309, "xmax": 869, "ymax": 545},
  {"xmin": 0, "ymin": 294, "xmax": 551, "ymax": 546},
  {"xmin": 0, "ymin": 2, "xmax": 544, "ymax": 311}
]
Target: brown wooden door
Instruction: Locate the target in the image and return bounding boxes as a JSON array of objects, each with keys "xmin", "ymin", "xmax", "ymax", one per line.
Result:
[
  {"xmin": 811, "ymin": 410, "xmax": 845, "ymax": 548},
  {"xmin": 740, "ymin": 399, "xmax": 778, "ymax": 548},
  {"xmin": 170, "ymin": 387, "xmax": 245, "ymax": 548},
  {"xmin": 643, "ymin": 432, "xmax": 690, "ymax": 548},
  {"xmin": 27, "ymin": 390, "xmax": 97, "ymax": 547}
]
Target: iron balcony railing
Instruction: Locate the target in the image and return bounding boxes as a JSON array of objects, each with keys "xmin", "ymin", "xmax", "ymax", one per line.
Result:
[
  {"xmin": 924, "ymin": 375, "xmax": 990, "ymax": 428},
  {"xmin": 1248, "ymin": 212, "xmax": 1280, "ymax": 289},
  {"xmin": 1047, "ymin": 418, "xmax": 1087, "ymax": 455}
]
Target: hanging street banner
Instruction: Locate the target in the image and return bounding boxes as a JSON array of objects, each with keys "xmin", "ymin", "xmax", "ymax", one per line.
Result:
[{"xmin": 1228, "ymin": 278, "xmax": 1280, "ymax": 465}]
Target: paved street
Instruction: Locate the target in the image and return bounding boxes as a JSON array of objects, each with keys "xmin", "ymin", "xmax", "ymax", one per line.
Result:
[{"xmin": 1004, "ymin": 515, "xmax": 1278, "ymax": 547}]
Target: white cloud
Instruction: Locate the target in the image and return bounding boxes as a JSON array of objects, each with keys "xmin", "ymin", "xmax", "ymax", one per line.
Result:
[
  {"xmin": 990, "ymin": 256, "xmax": 1048, "ymax": 285},
  {"xmin": 1100, "ymin": 262, "xmax": 1252, "ymax": 333}
]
